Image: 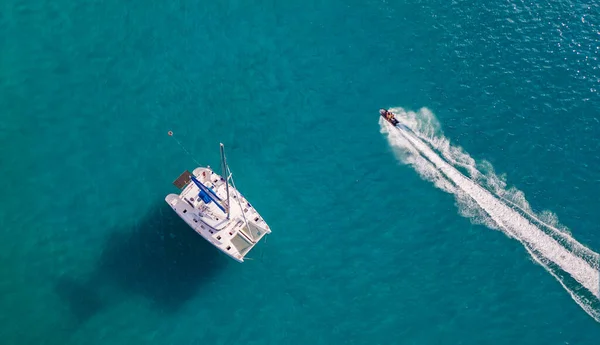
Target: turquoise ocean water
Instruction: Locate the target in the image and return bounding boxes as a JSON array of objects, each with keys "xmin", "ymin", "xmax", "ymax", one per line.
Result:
[{"xmin": 2, "ymin": 0, "xmax": 600, "ymax": 344}]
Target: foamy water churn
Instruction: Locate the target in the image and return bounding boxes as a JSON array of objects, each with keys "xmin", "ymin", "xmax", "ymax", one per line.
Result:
[{"xmin": 380, "ymin": 107, "xmax": 600, "ymax": 322}]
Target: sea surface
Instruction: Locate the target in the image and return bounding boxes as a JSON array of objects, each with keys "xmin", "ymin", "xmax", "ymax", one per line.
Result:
[{"xmin": 1, "ymin": 0, "xmax": 600, "ymax": 344}]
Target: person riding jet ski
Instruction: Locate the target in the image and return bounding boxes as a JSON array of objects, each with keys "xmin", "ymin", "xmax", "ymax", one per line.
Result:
[{"xmin": 379, "ymin": 108, "xmax": 399, "ymax": 126}]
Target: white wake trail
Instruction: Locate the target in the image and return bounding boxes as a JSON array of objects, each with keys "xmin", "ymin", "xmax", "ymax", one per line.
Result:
[{"xmin": 380, "ymin": 107, "xmax": 600, "ymax": 322}]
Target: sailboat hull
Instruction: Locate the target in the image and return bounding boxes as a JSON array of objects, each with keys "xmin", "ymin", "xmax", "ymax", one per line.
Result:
[{"xmin": 165, "ymin": 166, "xmax": 271, "ymax": 262}]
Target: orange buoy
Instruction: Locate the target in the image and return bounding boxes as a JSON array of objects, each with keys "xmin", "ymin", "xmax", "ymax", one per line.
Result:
[{"xmin": 168, "ymin": 130, "xmax": 173, "ymax": 136}]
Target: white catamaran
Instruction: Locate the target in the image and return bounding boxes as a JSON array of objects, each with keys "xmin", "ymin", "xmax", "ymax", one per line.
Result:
[{"xmin": 165, "ymin": 143, "xmax": 271, "ymax": 262}]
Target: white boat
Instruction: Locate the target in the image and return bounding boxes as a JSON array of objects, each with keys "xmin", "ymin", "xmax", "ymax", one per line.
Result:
[{"xmin": 165, "ymin": 143, "xmax": 271, "ymax": 262}]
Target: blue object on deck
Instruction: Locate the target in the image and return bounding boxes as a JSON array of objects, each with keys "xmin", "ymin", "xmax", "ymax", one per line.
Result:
[
  {"xmin": 190, "ymin": 175, "xmax": 227, "ymax": 214},
  {"xmin": 198, "ymin": 189, "xmax": 212, "ymax": 204}
]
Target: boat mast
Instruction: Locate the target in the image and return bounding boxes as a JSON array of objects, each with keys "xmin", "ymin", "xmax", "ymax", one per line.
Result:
[
  {"xmin": 218, "ymin": 143, "xmax": 255, "ymax": 242},
  {"xmin": 220, "ymin": 143, "xmax": 231, "ymax": 219}
]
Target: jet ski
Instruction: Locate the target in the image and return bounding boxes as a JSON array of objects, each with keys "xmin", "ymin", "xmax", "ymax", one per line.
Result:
[{"xmin": 379, "ymin": 109, "xmax": 399, "ymax": 126}]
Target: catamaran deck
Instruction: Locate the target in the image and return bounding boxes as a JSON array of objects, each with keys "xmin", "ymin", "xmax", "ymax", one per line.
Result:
[{"xmin": 165, "ymin": 166, "xmax": 270, "ymax": 262}]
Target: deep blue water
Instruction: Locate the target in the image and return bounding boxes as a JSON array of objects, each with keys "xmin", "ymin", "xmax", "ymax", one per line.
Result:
[{"xmin": 1, "ymin": 0, "xmax": 600, "ymax": 344}]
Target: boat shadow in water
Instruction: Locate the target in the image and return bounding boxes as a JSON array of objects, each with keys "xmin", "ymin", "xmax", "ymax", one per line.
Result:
[
  {"xmin": 54, "ymin": 275, "xmax": 106, "ymax": 325},
  {"xmin": 55, "ymin": 203, "xmax": 229, "ymax": 325}
]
